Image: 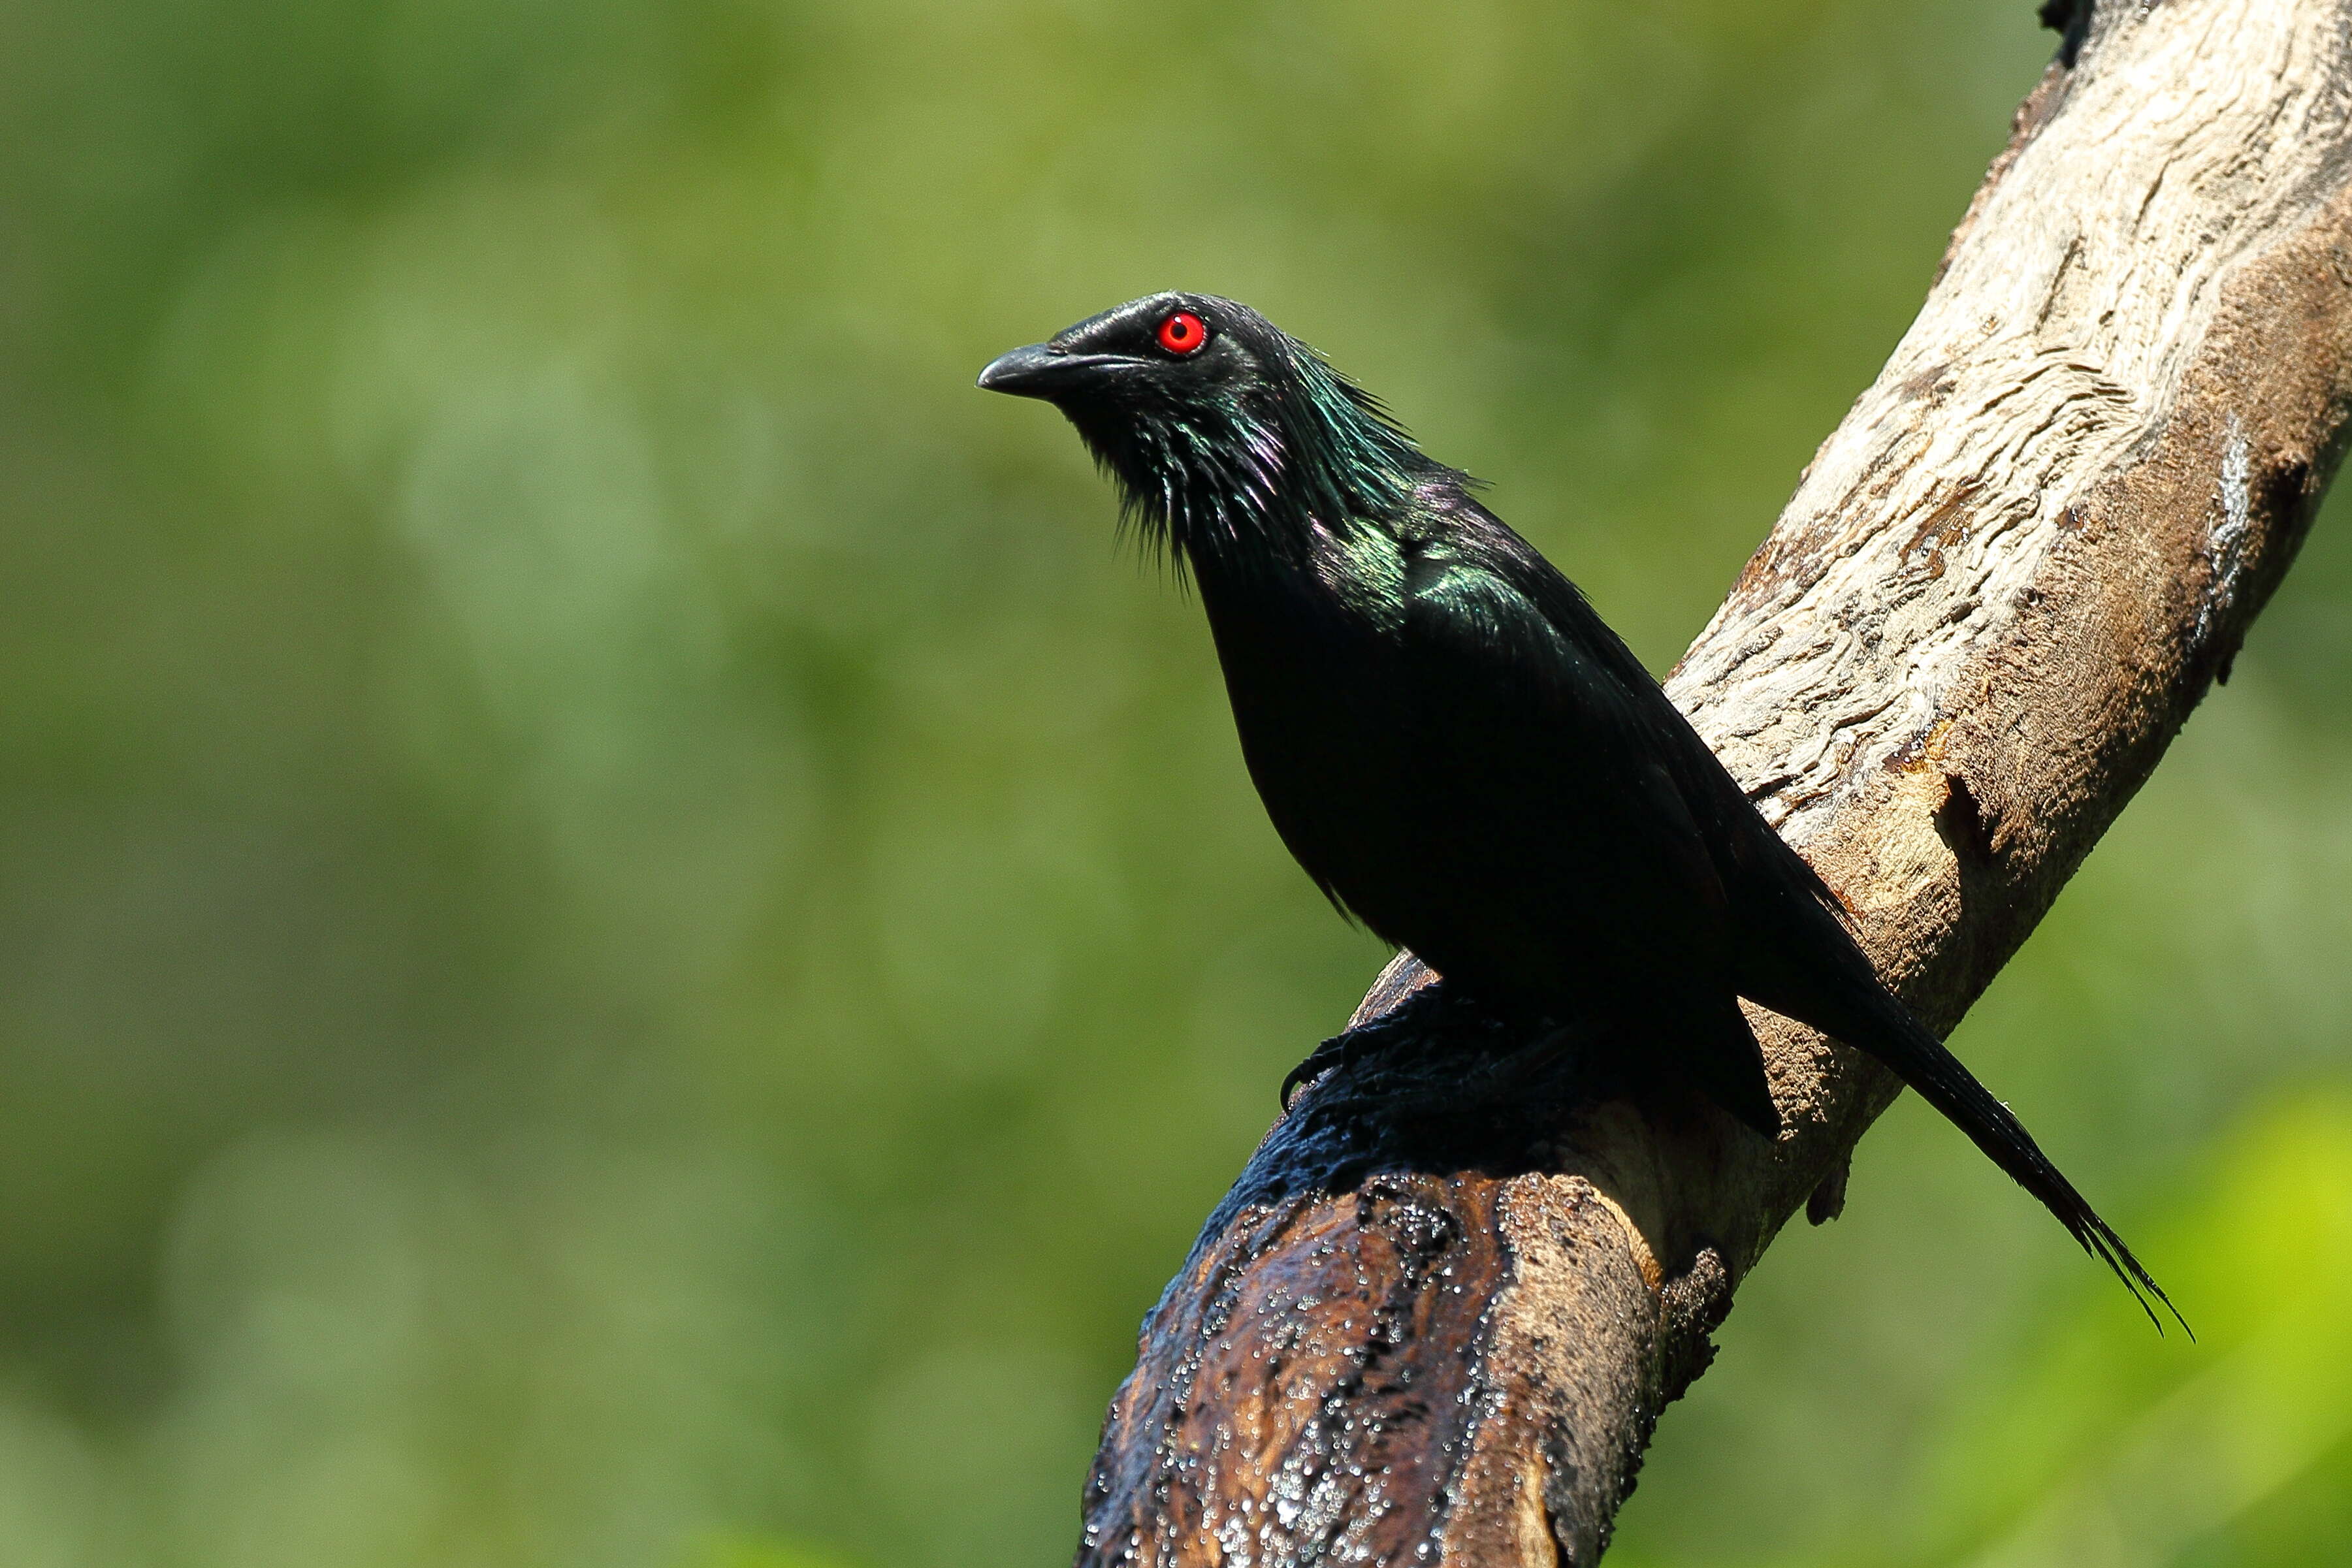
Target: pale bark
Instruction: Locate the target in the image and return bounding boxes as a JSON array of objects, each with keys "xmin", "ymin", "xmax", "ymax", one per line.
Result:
[{"xmin": 1077, "ymin": 3, "xmax": 2352, "ymax": 1563}]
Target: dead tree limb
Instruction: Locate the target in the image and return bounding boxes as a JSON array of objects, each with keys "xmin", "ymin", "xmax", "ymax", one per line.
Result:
[{"xmin": 1076, "ymin": 3, "xmax": 2352, "ymax": 1563}]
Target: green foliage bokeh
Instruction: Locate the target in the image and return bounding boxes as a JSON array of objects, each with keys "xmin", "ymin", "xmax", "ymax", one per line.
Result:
[{"xmin": 1, "ymin": 2, "xmax": 2347, "ymax": 1564}]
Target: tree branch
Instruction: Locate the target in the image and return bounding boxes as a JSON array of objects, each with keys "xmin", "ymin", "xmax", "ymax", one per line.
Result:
[{"xmin": 1076, "ymin": 4, "xmax": 2352, "ymax": 1563}]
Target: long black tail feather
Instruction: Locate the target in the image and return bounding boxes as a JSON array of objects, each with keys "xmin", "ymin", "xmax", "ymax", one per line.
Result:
[{"xmin": 1837, "ymin": 983, "xmax": 2188, "ymax": 1336}]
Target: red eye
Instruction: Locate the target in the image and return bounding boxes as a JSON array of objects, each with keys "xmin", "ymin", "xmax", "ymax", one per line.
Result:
[{"xmin": 1156, "ymin": 311, "xmax": 1208, "ymax": 355}]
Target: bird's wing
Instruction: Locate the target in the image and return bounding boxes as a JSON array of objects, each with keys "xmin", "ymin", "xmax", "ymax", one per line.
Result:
[
  {"xmin": 1434, "ymin": 497, "xmax": 1846, "ymax": 924},
  {"xmin": 1396, "ymin": 532, "xmax": 1734, "ymax": 940},
  {"xmin": 1411, "ymin": 496, "xmax": 1853, "ymax": 945}
]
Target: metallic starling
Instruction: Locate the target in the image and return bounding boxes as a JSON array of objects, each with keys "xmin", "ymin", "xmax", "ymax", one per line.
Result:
[{"xmin": 979, "ymin": 291, "xmax": 2175, "ymax": 1325}]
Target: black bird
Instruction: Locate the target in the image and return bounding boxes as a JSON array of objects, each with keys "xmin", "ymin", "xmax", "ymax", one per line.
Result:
[{"xmin": 979, "ymin": 291, "xmax": 2176, "ymax": 1324}]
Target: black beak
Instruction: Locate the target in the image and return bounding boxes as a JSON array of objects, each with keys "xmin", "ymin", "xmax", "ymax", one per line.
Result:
[{"xmin": 976, "ymin": 343, "xmax": 1123, "ymax": 400}]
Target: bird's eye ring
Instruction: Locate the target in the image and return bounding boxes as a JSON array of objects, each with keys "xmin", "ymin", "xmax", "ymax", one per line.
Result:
[{"xmin": 1155, "ymin": 311, "xmax": 1208, "ymax": 356}]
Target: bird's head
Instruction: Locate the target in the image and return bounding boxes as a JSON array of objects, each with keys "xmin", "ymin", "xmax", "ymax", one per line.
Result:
[{"xmin": 977, "ymin": 292, "xmax": 1436, "ymax": 574}]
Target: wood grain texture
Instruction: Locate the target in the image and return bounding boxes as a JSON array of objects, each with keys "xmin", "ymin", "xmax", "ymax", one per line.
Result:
[{"xmin": 1078, "ymin": 4, "xmax": 2352, "ymax": 1563}]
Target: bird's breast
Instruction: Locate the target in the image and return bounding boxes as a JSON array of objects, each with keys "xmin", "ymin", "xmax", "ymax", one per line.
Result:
[{"xmin": 1193, "ymin": 570, "xmax": 1424, "ymax": 912}]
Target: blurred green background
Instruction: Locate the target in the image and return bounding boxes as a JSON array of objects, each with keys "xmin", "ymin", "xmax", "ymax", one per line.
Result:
[{"xmin": 2, "ymin": 1, "xmax": 2348, "ymax": 1564}]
